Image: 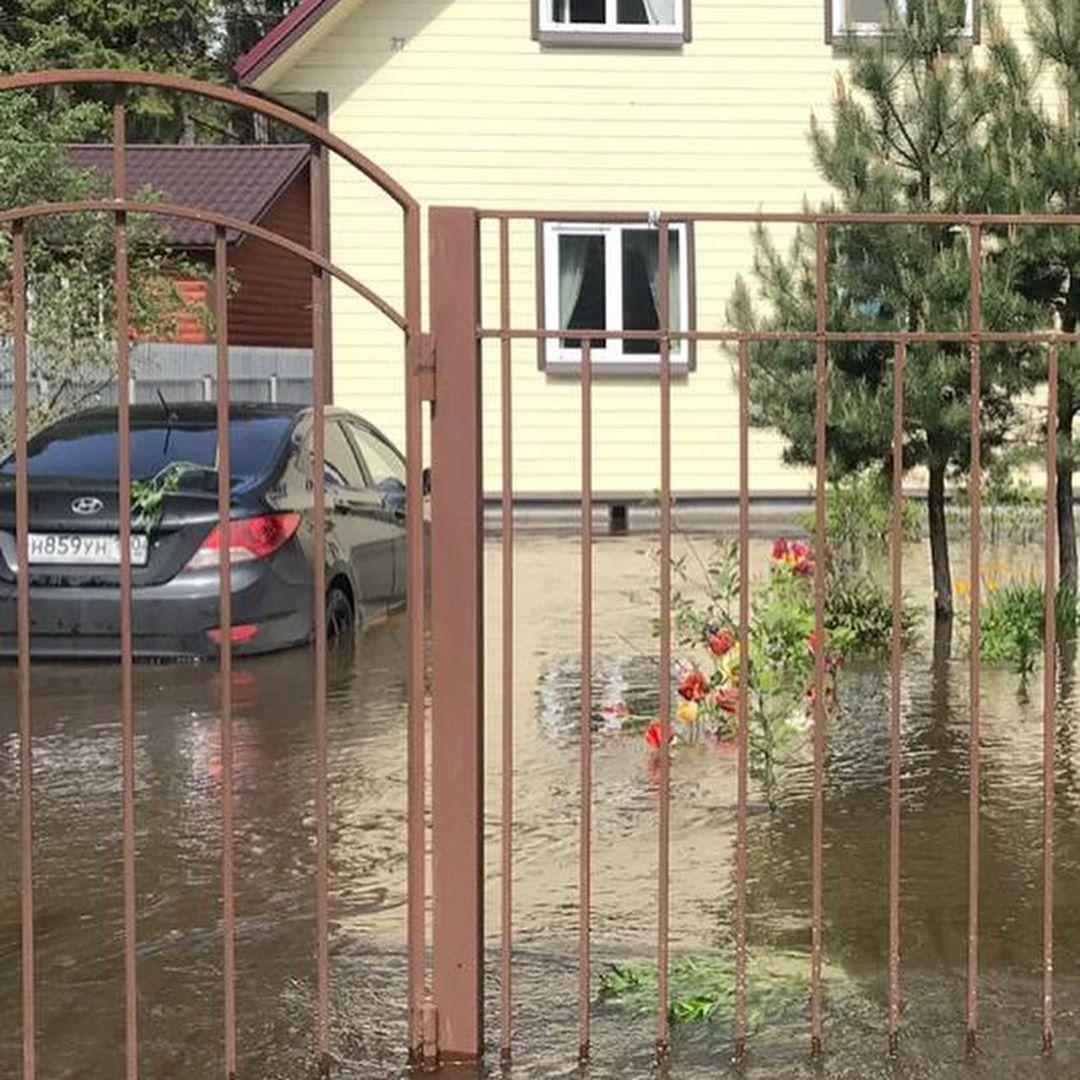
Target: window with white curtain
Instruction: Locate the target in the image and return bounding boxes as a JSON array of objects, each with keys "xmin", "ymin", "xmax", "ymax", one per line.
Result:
[
  {"xmin": 831, "ymin": 0, "xmax": 973, "ymax": 36},
  {"xmin": 541, "ymin": 222, "xmax": 690, "ymax": 370},
  {"xmin": 539, "ymin": 0, "xmax": 683, "ymax": 37}
]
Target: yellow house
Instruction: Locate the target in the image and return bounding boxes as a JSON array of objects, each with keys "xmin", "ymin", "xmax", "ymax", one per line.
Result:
[{"xmin": 236, "ymin": 0, "xmax": 1028, "ymax": 502}]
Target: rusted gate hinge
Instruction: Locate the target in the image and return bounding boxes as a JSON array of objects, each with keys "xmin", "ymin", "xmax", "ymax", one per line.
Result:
[{"xmin": 417, "ymin": 333, "xmax": 436, "ymax": 402}]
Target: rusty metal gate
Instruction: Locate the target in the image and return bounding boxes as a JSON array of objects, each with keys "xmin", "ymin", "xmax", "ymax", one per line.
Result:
[
  {"xmin": 3, "ymin": 66, "xmax": 1078, "ymax": 1078},
  {"xmin": 2, "ymin": 69, "xmax": 426, "ymax": 1080},
  {"xmin": 421, "ymin": 207, "xmax": 1073, "ymax": 1067}
]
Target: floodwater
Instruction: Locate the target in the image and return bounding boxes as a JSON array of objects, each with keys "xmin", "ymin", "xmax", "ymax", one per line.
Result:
[{"xmin": 1, "ymin": 530, "xmax": 1078, "ymax": 1078}]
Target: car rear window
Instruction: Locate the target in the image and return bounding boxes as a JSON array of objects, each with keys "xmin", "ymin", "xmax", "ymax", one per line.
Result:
[{"xmin": 1, "ymin": 415, "xmax": 294, "ymax": 484}]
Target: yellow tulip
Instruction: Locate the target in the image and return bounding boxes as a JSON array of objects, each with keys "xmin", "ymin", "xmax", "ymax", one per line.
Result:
[{"xmin": 677, "ymin": 700, "xmax": 699, "ymax": 726}]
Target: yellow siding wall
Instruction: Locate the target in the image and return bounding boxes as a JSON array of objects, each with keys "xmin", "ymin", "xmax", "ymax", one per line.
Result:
[{"xmin": 257, "ymin": 0, "xmax": 1031, "ymax": 496}]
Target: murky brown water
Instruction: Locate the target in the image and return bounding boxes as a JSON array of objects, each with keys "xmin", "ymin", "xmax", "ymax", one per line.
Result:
[{"xmin": 2, "ymin": 531, "xmax": 1079, "ymax": 1078}]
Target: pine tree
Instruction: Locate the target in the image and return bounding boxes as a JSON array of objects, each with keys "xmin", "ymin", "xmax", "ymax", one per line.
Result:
[
  {"xmin": 0, "ymin": 2, "xmax": 307, "ymax": 142},
  {"xmin": 728, "ymin": 0, "xmax": 1044, "ymax": 620},
  {"xmin": 962, "ymin": 0, "xmax": 1080, "ymax": 594}
]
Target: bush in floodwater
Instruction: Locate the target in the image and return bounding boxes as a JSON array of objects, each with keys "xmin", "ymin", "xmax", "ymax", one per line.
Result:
[
  {"xmin": 657, "ymin": 538, "xmax": 913, "ymax": 808},
  {"xmin": 961, "ymin": 571, "xmax": 1080, "ymax": 678},
  {"xmin": 797, "ymin": 472, "xmax": 921, "ymax": 573},
  {"xmin": 598, "ymin": 954, "xmax": 808, "ymax": 1028},
  {"xmin": 826, "ymin": 569, "xmax": 919, "ymax": 649}
]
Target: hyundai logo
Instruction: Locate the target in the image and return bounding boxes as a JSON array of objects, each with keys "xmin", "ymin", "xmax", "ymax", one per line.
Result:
[{"xmin": 71, "ymin": 496, "xmax": 104, "ymax": 516}]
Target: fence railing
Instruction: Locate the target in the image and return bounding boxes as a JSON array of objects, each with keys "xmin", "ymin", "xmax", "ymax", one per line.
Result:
[{"xmin": 416, "ymin": 207, "xmax": 1078, "ymax": 1066}]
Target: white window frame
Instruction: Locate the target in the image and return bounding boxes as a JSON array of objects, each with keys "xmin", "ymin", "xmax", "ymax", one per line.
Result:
[
  {"xmin": 542, "ymin": 221, "xmax": 690, "ymax": 370},
  {"xmin": 538, "ymin": 0, "xmax": 684, "ymax": 38},
  {"xmin": 832, "ymin": 0, "xmax": 973, "ymax": 37}
]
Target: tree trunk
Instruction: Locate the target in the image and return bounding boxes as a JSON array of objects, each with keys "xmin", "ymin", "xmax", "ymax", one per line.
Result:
[
  {"xmin": 928, "ymin": 461, "xmax": 953, "ymax": 620},
  {"xmin": 1058, "ymin": 388, "xmax": 1077, "ymax": 595},
  {"xmin": 932, "ymin": 608, "xmax": 953, "ymax": 669},
  {"xmin": 180, "ymin": 104, "xmax": 197, "ymax": 147}
]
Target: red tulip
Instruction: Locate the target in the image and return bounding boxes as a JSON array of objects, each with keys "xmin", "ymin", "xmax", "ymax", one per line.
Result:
[
  {"xmin": 714, "ymin": 686, "xmax": 740, "ymax": 714},
  {"xmin": 678, "ymin": 668, "xmax": 710, "ymax": 702},
  {"xmin": 790, "ymin": 541, "xmax": 814, "ymax": 576},
  {"xmin": 772, "ymin": 537, "xmax": 814, "ymax": 575},
  {"xmin": 645, "ymin": 722, "xmax": 675, "ymax": 749},
  {"xmin": 708, "ymin": 628, "xmax": 736, "ymax": 656}
]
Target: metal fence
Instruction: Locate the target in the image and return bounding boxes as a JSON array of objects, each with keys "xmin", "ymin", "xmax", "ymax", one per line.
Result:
[
  {"xmin": 0, "ymin": 342, "xmax": 314, "ymax": 411},
  {"xmin": 1, "ymin": 69, "xmax": 424, "ymax": 1080},
  {"xmin": 4, "ymin": 67, "xmax": 1079, "ymax": 1078},
  {"xmin": 418, "ymin": 206, "xmax": 1075, "ymax": 1066}
]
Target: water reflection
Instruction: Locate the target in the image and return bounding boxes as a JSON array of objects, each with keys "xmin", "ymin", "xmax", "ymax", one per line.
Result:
[
  {"xmin": 1, "ymin": 533, "xmax": 1079, "ymax": 1078},
  {"xmin": 0, "ymin": 620, "xmax": 413, "ymax": 1079}
]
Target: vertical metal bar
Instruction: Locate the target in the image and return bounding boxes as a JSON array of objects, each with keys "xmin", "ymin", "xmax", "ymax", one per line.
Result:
[
  {"xmin": 810, "ymin": 221, "xmax": 828, "ymax": 1057},
  {"xmin": 214, "ymin": 229, "xmax": 238, "ymax": 1080},
  {"xmin": 313, "ymin": 92, "xmax": 333, "ymax": 404},
  {"xmin": 403, "ymin": 203, "xmax": 427, "ymax": 1060},
  {"xmin": 113, "ymin": 86, "xmax": 139, "ymax": 1080},
  {"xmin": 889, "ymin": 341, "xmax": 906, "ymax": 1055},
  {"xmin": 1042, "ymin": 343, "xmax": 1059, "ymax": 1054},
  {"xmin": 429, "ymin": 206, "xmax": 484, "ymax": 1062},
  {"xmin": 499, "ymin": 217, "xmax": 515, "ymax": 1063},
  {"xmin": 311, "ymin": 257, "xmax": 330, "ymax": 1076},
  {"xmin": 14, "ymin": 220, "xmax": 37, "ymax": 1080},
  {"xmin": 656, "ymin": 219, "xmax": 672, "ymax": 1058},
  {"xmin": 734, "ymin": 338, "xmax": 750, "ymax": 1063},
  {"xmin": 579, "ymin": 336, "xmax": 593, "ymax": 1062},
  {"xmin": 966, "ymin": 224, "xmax": 983, "ymax": 1055}
]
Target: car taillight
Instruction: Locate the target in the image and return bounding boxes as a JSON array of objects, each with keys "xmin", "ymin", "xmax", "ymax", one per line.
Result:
[
  {"xmin": 184, "ymin": 513, "xmax": 301, "ymax": 572},
  {"xmin": 207, "ymin": 624, "xmax": 260, "ymax": 645}
]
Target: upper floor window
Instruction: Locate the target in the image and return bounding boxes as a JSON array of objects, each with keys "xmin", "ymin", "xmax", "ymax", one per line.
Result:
[
  {"xmin": 540, "ymin": 221, "xmax": 694, "ymax": 375},
  {"xmin": 535, "ymin": 0, "xmax": 689, "ymax": 45},
  {"xmin": 829, "ymin": 0, "xmax": 975, "ymax": 40}
]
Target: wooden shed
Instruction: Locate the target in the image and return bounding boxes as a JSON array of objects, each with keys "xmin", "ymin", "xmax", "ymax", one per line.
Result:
[{"xmin": 68, "ymin": 144, "xmax": 315, "ymax": 349}]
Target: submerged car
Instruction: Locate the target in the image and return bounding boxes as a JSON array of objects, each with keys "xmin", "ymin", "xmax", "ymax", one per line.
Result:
[{"xmin": 0, "ymin": 403, "xmax": 411, "ymax": 659}]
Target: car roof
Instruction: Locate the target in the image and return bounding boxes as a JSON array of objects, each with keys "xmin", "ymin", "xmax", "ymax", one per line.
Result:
[
  {"xmin": 66, "ymin": 403, "xmax": 309, "ymax": 427},
  {"xmin": 49, "ymin": 403, "xmax": 390, "ymax": 439}
]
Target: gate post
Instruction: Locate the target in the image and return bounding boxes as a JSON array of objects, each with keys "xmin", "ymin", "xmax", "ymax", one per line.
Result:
[{"xmin": 429, "ymin": 206, "xmax": 485, "ymax": 1062}]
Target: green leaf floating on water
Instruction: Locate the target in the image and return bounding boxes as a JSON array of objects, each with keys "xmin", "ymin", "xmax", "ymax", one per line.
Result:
[{"xmin": 598, "ymin": 953, "xmax": 815, "ymax": 1029}]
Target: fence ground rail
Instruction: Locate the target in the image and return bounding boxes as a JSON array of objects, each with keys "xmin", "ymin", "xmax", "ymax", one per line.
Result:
[
  {"xmin": 441, "ymin": 205, "xmax": 1075, "ymax": 1068},
  {"xmin": 2, "ymin": 69, "xmax": 425, "ymax": 1080}
]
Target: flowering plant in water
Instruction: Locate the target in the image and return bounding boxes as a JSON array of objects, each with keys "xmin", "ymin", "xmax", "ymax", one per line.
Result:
[{"xmin": 648, "ymin": 537, "xmax": 852, "ymax": 809}]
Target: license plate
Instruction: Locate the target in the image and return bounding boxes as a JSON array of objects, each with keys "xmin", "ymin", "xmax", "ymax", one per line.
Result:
[{"xmin": 27, "ymin": 533, "xmax": 149, "ymax": 567}]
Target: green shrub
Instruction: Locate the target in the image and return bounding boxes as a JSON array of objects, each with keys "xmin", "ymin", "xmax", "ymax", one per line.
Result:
[
  {"xmin": 977, "ymin": 577, "xmax": 1079, "ymax": 677},
  {"xmin": 826, "ymin": 569, "xmax": 918, "ymax": 650},
  {"xmin": 598, "ymin": 955, "xmax": 807, "ymax": 1028},
  {"xmin": 798, "ymin": 472, "xmax": 921, "ymax": 572}
]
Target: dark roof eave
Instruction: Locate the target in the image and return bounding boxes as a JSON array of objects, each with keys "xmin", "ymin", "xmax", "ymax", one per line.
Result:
[{"xmin": 234, "ymin": 0, "xmax": 346, "ymax": 87}]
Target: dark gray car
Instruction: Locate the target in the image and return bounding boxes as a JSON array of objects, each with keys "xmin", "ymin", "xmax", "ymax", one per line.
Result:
[{"xmin": 0, "ymin": 403, "xmax": 410, "ymax": 659}]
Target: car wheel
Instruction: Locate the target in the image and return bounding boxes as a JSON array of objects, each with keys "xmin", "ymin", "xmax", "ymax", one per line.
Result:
[{"xmin": 326, "ymin": 585, "xmax": 355, "ymax": 640}]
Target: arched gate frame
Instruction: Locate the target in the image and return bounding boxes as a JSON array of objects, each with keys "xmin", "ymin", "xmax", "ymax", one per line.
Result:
[{"xmin": 0, "ymin": 69, "xmax": 461, "ymax": 1077}]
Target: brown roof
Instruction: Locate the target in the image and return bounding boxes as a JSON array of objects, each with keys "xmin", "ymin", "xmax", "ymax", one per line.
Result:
[{"xmin": 67, "ymin": 143, "xmax": 310, "ymax": 248}]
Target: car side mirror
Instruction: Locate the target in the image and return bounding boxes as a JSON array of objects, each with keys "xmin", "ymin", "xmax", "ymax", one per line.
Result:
[{"xmin": 422, "ymin": 467, "xmax": 432, "ymax": 496}]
